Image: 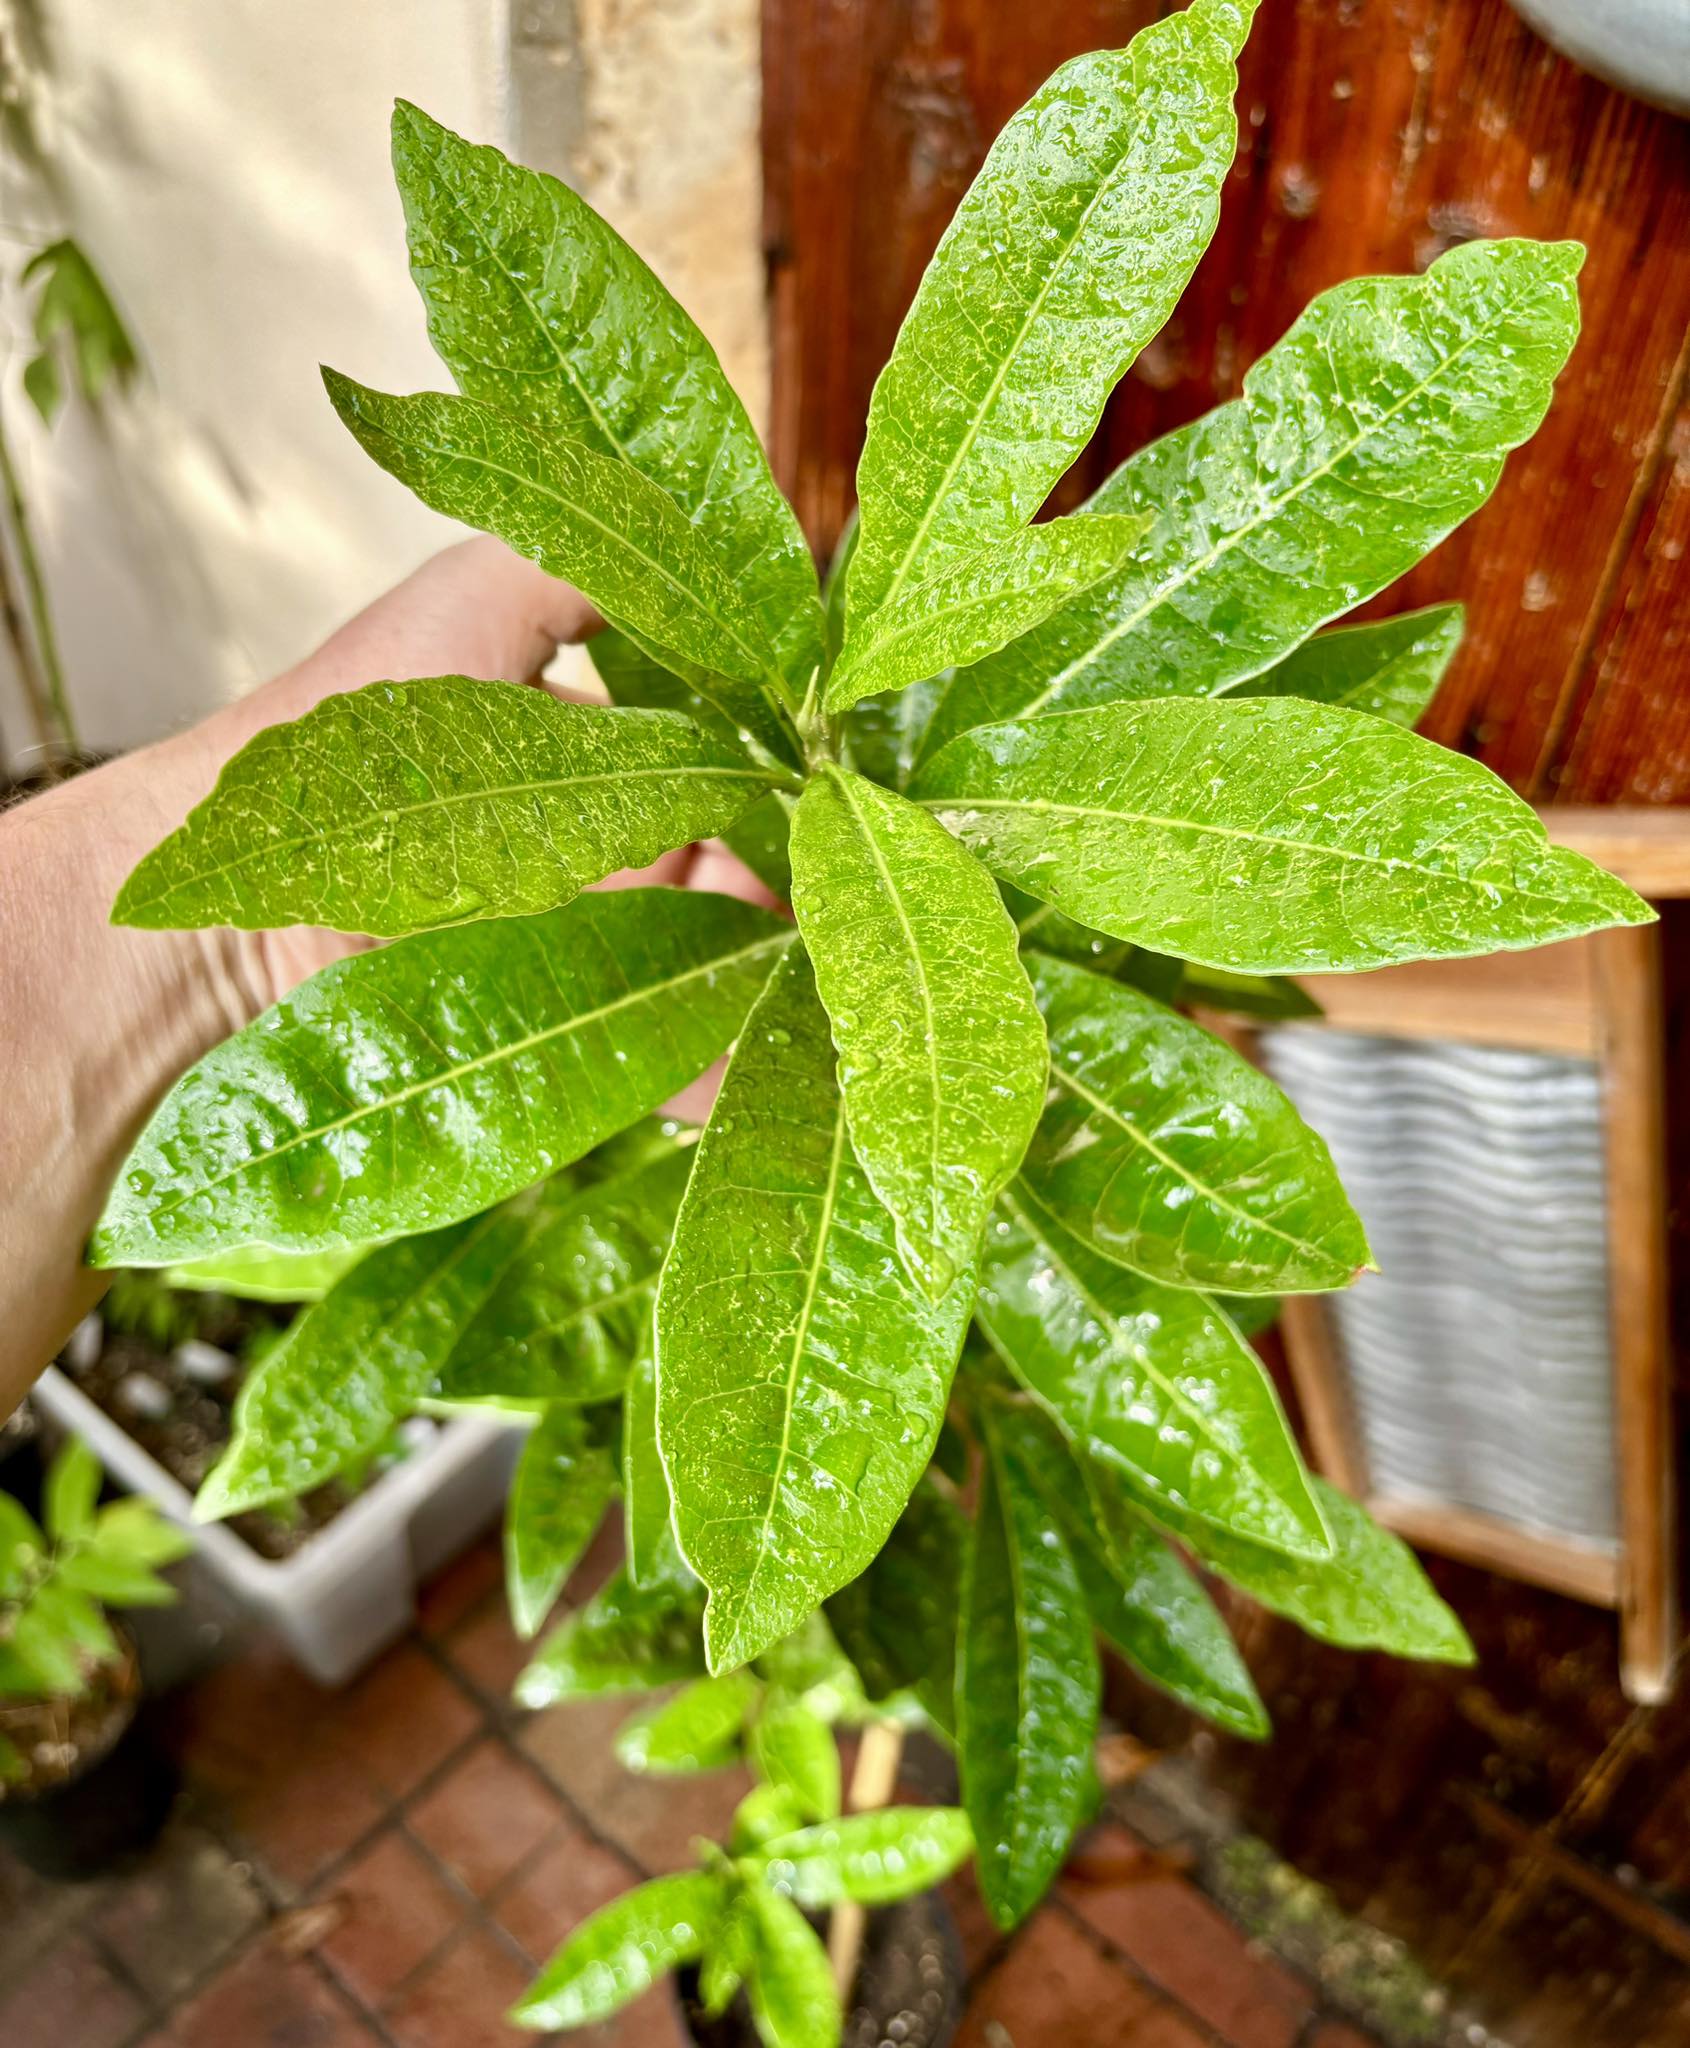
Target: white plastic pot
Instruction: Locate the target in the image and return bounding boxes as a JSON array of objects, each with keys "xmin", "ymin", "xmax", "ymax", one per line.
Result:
[{"xmin": 33, "ymin": 1366, "xmax": 519, "ymax": 1686}]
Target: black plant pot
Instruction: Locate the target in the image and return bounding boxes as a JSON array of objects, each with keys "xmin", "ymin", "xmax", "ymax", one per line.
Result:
[
  {"xmin": 679, "ymin": 1891, "xmax": 962, "ymax": 2048},
  {"xmin": 0, "ymin": 1701, "xmax": 179, "ymax": 1880}
]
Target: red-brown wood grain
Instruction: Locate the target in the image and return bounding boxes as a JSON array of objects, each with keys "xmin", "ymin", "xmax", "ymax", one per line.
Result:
[{"xmin": 761, "ymin": 0, "xmax": 1690, "ymax": 803}]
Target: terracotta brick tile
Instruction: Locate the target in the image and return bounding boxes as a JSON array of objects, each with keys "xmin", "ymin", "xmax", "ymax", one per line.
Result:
[
  {"xmin": 0, "ymin": 1932, "xmax": 148, "ymax": 2048},
  {"xmin": 445, "ymin": 1597, "xmax": 532, "ymax": 1703},
  {"xmin": 942, "ymin": 1860, "xmax": 1007, "ymax": 1982},
  {"xmin": 493, "ymin": 1815, "xmax": 644, "ymax": 1964},
  {"xmin": 409, "ymin": 1738, "xmax": 563, "ymax": 1896},
  {"xmin": 227, "ymin": 1738, "xmax": 389, "ymax": 1895},
  {"xmin": 1308, "ymin": 2023, "xmax": 1386, "ymax": 2048},
  {"xmin": 175, "ymin": 1640, "xmax": 336, "ymax": 1797},
  {"xmin": 1059, "ymin": 1824, "xmax": 1314, "ymax": 2048},
  {"xmin": 956, "ymin": 1909, "xmax": 1205, "ymax": 2048},
  {"xmin": 314, "ymin": 1827, "xmax": 468, "ymax": 2010},
  {"xmin": 384, "ymin": 1925, "xmax": 533, "ymax": 2048},
  {"xmin": 418, "ymin": 1539, "xmax": 504, "ymax": 1639},
  {"xmin": 334, "ymin": 1644, "xmax": 484, "ymax": 1801},
  {"xmin": 0, "ymin": 1839, "xmax": 101, "ymax": 1985},
  {"xmin": 521, "ymin": 1692, "xmax": 752, "ymax": 1874},
  {"xmin": 166, "ymin": 1937, "xmax": 377, "ymax": 2046},
  {"xmin": 89, "ymin": 1818, "xmax": 266, "ymax": 2002}
]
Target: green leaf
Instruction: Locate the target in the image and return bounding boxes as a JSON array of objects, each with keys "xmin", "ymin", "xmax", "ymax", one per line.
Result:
[
  {"xmin": 825, "ymin": 1481, "xmax": 964, "ymax": 1737},
  {"xmin": 743, "ymin": 1885, "xmax": 841, "ymax": 2048},
  {"xmin": 1130, "ymin": 1476, "xmax": 1475, "ymax": 1664},
  {"xmin": 516, "ymin": 1565, "xmax": 706, "ymax": 1708},
  {"xmin": 92, "ymin": 890, "xmax": 786, "ymax": 1267},
  {"xmin": 844, "ymin": 0, "xmax": 1256, "ymax": 651},
  {"xmin": 588, "ymin": 619, "xmax": 788, "ymax": 768},
  {"xmin": 842, "ymin": 674, "xmax": 946, "ymax": 795},
  {"xmin": 658, "ymin": 946, "xmax": 974, "ymax": 1674},
  {"xmin": 958, "ymin": 1415, "xmax": 1099, "ymax": 1930},
  {"xmin": 164, "ymin": 1244, "xmax": 367, "ymax": 1303},
  {"xmin": 790, "ymin": 768, "xmax": 1047, "ymax": 1296},
  {"xmin": 393, "ymin": 103, "xmax": 822, "ymax": 694},
  {"xmin": 88, "ymin": 1497, "xmax": 194, "ymax": 1570},
  {"xmin": 1019, "ymin": 953, "xmax": 1367, "ymax": 1294},
  {"xmin": 22, "ymin": 238, "xmax": 139, "ymax": 421},
  {"xmin": 822, "ymin": 509, "xmax": 858, "ymax": 678},
  {"xmin": 624, "ymin": 1318, "xmax": 685, "ymax": 1587},
  {"xmin": 827, "ymin": 513, "xmax": 1152, "ymax": 713},
  {"xmin": 56, "ymin": 1552, "xmax": 179, "ymax": 1607},
  {"xmin": 32, "ymin": 1579, "xmax": 116, "ymax": 1664},
  {"xmin": 914, "ymin": 697, "xmax": 1651, "ymax": 974},
  {"xmin": 505, "ymin": 1404, "xmax": 619, "ymax": 1638},
  {"xmin": 752, "ymin": 1807, "xmax": 973, "ymax": 1908},
  {"xmin": 512, "ymin": 1870, "xmax": 724, "ymax": 2029},
  {"xmin": 0, "ymin": 1732, "xmax": 24, "ymax": 1784},
  {"xmin": 701, "ymin": 1890, "xmax": 757, "ymax": 2014},
  {"xmin": 978, "ymin": 1179, "xmax": 1328, "ymax": 1558},
  {"xmin": 326, "ymin": 373, "xmax": 798, "ymax": 748},
  {"xmin": 1179, "ymin": 967, "xmax": 1320, "ymax": 1022},
  {"xmin": 1232, "ymin": 605, "xmax": 1464, "ymax": 728},
  {"xmin": 113, "ymin": 681, "xmax": 786, "ymax": 936},
  {"xmin": 997, "ymin": 1400, "xmax": 1266, "ymax": 1738},
  {"xmin": 732, "ymin": 1786, "xmax": 811, "ymax": 1857},
  {"xmin": 748, "ymin": 1691, "xmax": 840, "ymax": 1821},
  {"xmin": 44, "ymin": 1439, "xmax": 101, "ymax": 1545},
  {"xmin": 615, "ymin": 1671, "xmax": 759, "ymax": 1774},
  {"xmin": 918, "ymin": 239, "xmax": 1584, "ymax": 756},
  {"xmin": 7, "ymin": 1598, "xmax": 90, "ymax": 1698}
]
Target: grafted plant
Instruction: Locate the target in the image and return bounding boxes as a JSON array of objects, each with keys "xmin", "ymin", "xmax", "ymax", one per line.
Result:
[{"xmin": 91, "ymin": 0, "xmax": 1646, "ymax": 2035}]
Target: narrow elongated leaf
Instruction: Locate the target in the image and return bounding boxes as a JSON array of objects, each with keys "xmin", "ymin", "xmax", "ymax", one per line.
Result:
[
  {"xmin": 505, "ymin": 1404, "xmax": 619, "ymax": 1638},
  {"xmin": 846, "ymin": 0, "xmax": 1255, "ymax": 640},
  {"xmin": 1120, "ymin": 1475, "xmax": 1475, "ymax": 1664},
  {"xmin": 512, "ymin": 1870, "xmax": 724, "ymax": 2029},
  {"xmin": 516, "ymin": 1566, "xmax": 706, "ymax": 1707},
  {"xmin": 748, "ymin": 1692, "xmax": 840, "ymax": 1821},
  {"xmin": 114, "ymin": 682, "xmax": 784, "ymax": 936},
  {"xmin": 744, "ymin": 1886, "xmax": 841, "ymax": 2048},
  {"xmin": 919, "ymin": 239, "xmax": 1583, "ymax": 756},
  {"xmin": 753, "ymin": 1808, "xmax": 973, "ymax": 1908},
  {"xmin": 843, "ymin": 675, "xmax": 946, "ymax": 795},
  {"xmin": 657, "ymin": 947, "xmax": 974, "ymax": 1674},
  {"xmin": 625, "ymin": 1313, "xmax": 687, "ymax": 1587},
  {"xmin": 1180, "ymin": 968, "xmax": 1320, "ymax": 1022},
  {"xmin": 92, "ymin": 890, "xmax": 786, "ymax": 1267},
  {"xmin": 394, "ymin": 104, "xmax": 822, "ymax": 693},
  {"xmin": 326, "ymin": 374, "xmax": 797, "ymax": 738},
  {"xmin": 1233, "ymin": 605, "xmax": 1464, "ymax": 728},
  {"xmin": 978, "ymin": 1180, "xmax": 1328, "ymax": 1557},
  {"xmin": 56, "ymin": 1551, "xmax": 179, "ymax": 1607},
  {"xmin": 591, "ymin": 623, "xmax": 798, "ymax": 776},
  {"xmin": 915, "ymin": 698, "xmax": 1651, "ymax": 974},
  {"xmin": 790, "ymin": 768, "xmax": 1046, "ymax": 1296},
  {"xmin": 165, "ymin": 1244, "xmax": 365, "ymax": 1302},
  {"xmin": 0, "ymin": 1498, "xmax": 43, "ymax": 1595},
  {"xmin": 959, "ymin": 1420, "xmax": 1099, "ymax": 1930},
  {"xmin": 822, "ymin": 509, "xmax": 858, "ymax": 678},
  {"xmin": 722, "ymin": 793, "xmax": 795, "ymax": 902},
  {"xmin": 1020, "ymin": 953, "xmax": 1367, "ymax": 1294},
  {"xmin": 615, "ymin": 1671, "xmax": 758, "ymax": 1774},
  {"xmin": 44, "ymin": 1440, "xmax": 101, "ymax": 1545},
  {"xmin": 827, "ymin": 513, "xmax": 1150, "ymax": 713},
  {"xmin": 825, "ymin": 1481, "xmax": 964, "ymax": 1736},
  {"xmin": 996, "ymin": 1400, "xmax": 1266, "ymax": 1737}
]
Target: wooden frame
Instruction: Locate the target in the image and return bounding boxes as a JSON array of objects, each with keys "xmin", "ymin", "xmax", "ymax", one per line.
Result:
[{"xmin": 1250, "ymin": 813, "xmax": 1685, "ymax": 1704}]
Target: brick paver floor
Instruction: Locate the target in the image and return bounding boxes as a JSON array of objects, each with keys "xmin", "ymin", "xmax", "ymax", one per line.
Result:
[{"xmin": 0, "ymin": 1525, "xmax": 1384, "ymax": 2048}]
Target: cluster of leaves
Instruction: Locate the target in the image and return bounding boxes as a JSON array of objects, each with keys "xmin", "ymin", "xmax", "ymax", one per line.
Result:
[
  {"xmin": 0, "ymin": 1442, "xmax": 190, "ymax": 1782},
  {"xmin": 88, "ymin": 0, "xmax": 1648, "ymax": 2007}
]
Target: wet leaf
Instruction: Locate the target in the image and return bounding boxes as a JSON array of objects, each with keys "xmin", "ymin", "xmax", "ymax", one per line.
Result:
[
  {"xmin": 1178, "ymin": 968, "xmax": 1320, "ymax": 1022},
  {"xmin": 92, "ymin": 890, "xmax": 786, "ymax": 1267},
  {"xmin": 164, "ymin": 1244, "xmax": 366, "ymax": 1303},
  {"xmin": 114, "ymin": 681, "xmax": 785, "ymax": 936},
  {"xmin": 790, "ymin": 768, "xmax": 1047, "ymax": 1296},
  {"xmin": 624, "ymin": 1316, "xmax": 686, "ymax": 1587},
  {"xmin": 914, "ymin": 696, "xmax": 1651, "ymax": 974},
  {"xmin": 1019, "ymin": 953, "xmax": 1367, "ymax": 1294},
  {"xmin": 743, "ymin": 1885, "xmax": 840, "ymax": 2048},
  {"xmin": 825, "ymin": 1481, "xmax": 964, "ymax": 1737},
  {"xmin": 516, "ymin": 1566, "xmax": 706, "ymax": 1707},
  {"xmin": 748, "ymin": 1691, "xmax": 840, "ymax": 1821},
  {"xmin": 657, "ymin": 946, "xmax": 974, "ymax": 1675},
  {"xmin": 751, "ymin": 1806, "xmax": 973, "ymax": 1907},
  {"xmin": 513, "ymin": 1870, "xmax": 725, "ymax": 2029},
  {"xmin": 505, "ymin": 1404, "xmax": 619, "ymax": 1638},
  {"xmin": 1232, "ymin": 605, "xmax": 1464, "ymax": 728},
  {"xmin": 615, "ymin": 1671, "xmax": 758, "ymax": 1775}
]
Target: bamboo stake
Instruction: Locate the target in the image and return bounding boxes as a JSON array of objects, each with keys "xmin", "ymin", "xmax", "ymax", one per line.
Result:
[{"xmin": 827, "ymin": 1718, "xmax": 905, "ymax": 2000}]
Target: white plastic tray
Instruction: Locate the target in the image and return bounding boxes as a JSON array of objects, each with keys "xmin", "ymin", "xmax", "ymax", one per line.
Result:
[{"xmin": 33, "ymin": 1366, "xmax": 518, "ymax": 1686}]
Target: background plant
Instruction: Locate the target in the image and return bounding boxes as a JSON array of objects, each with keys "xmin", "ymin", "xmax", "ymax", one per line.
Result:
[{"xmin": 84, "ymin": 0, "xmax": 1648, "ymax": 2033}]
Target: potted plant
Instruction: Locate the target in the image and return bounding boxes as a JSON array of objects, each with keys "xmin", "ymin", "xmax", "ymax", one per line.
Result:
[
  {"xmin": 83, "ymin": 0, "xmax": 1644, "ymax": 2035},
  {"xmin": 0, "ymin": 1438, "xmax": 191, "ymax": 1878}
]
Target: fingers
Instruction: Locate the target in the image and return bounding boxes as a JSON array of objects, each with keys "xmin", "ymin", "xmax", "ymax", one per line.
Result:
[{"xmin": 685, "ymin": 839, "xmax": 784, "ymax": 912}]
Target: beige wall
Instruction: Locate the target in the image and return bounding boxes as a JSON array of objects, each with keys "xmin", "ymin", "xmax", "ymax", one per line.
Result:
[{"xmin": 0, "ymin": 0, "xmax": 764, "ymax": 768}]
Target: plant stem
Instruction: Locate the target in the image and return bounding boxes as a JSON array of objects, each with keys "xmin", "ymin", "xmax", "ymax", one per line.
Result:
[
  {"xmin": 827, "ymin": 1718, "xmax": 906, "ymax": 1999},
  {"xmin": 0, "ymin": 393, "xmax": 76, "ymax": 760}
]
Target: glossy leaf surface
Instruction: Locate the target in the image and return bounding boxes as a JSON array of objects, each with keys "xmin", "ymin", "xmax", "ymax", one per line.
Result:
[
  {"xmin": 825, "ymin": 1481, "xmax": 964, "ymax": 1736},
  {"xmin": 505, "ymin": 1404, "xmax": 619, "ymax": 1638},
  {"xmin": 1179, "ymin": 967, "xmax": 1320, "ymax": 1022},
  {"xmin": 394, "ymin": 103, "xmax": 821, "ymax": 692},
  {"xmin": 827, "ymin": 513, "xmax": 1150, "ymax": 713},
  {"xmin": 753, "ymin": 1807, "xmax": 973, "ymax": 1908},
  {"xmin": 657, "ymin": 947, "xmax": 974, "ymax": 1674},
  {"xmin": 513, "ymin": 1871, "xmax": 723, "ymax": 2029},
  {"xmin": 920, "ymin": 239, "xmax": 1584, "ymax": 753},
  {"xmin": 790, "ymin": 768, "xmax": 1046, "ymax": 1296},
  {"xmin": 326, "ymin": 374, "xmax": 796, "ymax": 738},
  {"xmin": 516, "ymin": 1566, "xmax": 706, "ymax": 1708},
  {"xmin": 958, "ymin": 1420, "xmax": 1099, "ymax": 1930},
  {"xmin": 1233, "ymin": 605, "xmax": 1464, "ymax": 728},
  {"xmin": 164, "ymin": 1244, "xmax": 365, "ymax": 1303},
  {"xmin": 748, "ymin": 1692, "xmax": 840, "ymax": 1822},
  {"xmin": 845, "ymin": 0, "xmax": 1254, "ymax": 644},
  {"xmin": 590, "ymin": 623, "xmax": 799, "ymax": 776},
  {"xmin": 915, "ymin": 697, "xmax": 1650, "ymax": 974},
  {"xmin": 744, "ymin": 1885, "xmax": 840, "ymax": 2048},
  {"xmin": 114, "ymin": 681, "xmax": 783, "ymax": 937},
  {"xmin": 843, "ymin": 675, "xmax": 946, "ymax": 796},
  {"xmin": 977, "ymin": 1180, "xmax": 1328, "ymax": 1556},
  {"xmin": 1021, "ymin": 953, "xmax": 1367, "ymax": 1293},
  {"xmin": 615, "ymin": 1671, "xmax": 758, "ymax": 1775},
  {"xmin": 93, "ymin": 891, "xmax": 785, "ymax": 1266},
  {"xmin": 624, "ymin": 1319, "xmax": 684, "ymax": 1587}
]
